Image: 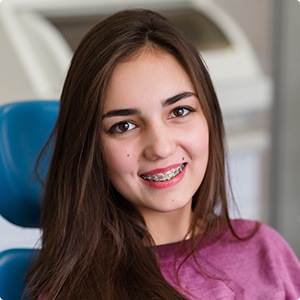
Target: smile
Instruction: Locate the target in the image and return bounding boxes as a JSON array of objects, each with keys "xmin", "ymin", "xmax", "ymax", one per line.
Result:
[{"xmin": 140, "ymin": 163, "xmax": 187, "ymax": 182}]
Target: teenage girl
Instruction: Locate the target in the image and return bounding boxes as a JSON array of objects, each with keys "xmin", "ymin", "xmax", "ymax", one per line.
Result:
[{"xmin": 26, "ymin": 9, "xmax": 300, "ymax": 299}]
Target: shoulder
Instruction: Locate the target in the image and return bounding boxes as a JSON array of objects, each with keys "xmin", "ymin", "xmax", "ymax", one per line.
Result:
[
  {"xmin": 230, "ymin": 219, "xmax": 295, "ymax": 252},
  {"xmin": 229, "ymin": 219, "xmax": 295, "ymax": 255},
  {"xmin": 229, "ymin": 219, "xmax": 300, "ymax": 295}
]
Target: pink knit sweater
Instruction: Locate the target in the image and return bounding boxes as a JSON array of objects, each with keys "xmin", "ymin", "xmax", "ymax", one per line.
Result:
[
  {"xmin": 157, "ymin": 219, "xmax": 300, "ymax": 299},
  {"xmin": 38, "ymin": 220, "xmax": 300, "ymax": 299}
]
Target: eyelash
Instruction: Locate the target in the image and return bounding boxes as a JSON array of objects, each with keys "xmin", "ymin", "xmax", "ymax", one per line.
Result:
[
  {"xmin": 108, "ymin": 106, "xmax": 195, "ymax": 134},
  {"xmin": 108, "ymin": 121, "xmax": 136, "ymax": 134},
  {"xmin": 169, "ymin": 106, "xmax": 195, "ymax": 118}
]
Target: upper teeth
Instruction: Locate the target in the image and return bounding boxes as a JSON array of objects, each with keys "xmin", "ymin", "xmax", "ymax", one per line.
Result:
[{"xmin": 141, "ymin": 163, "xmax": 186, "ymax": 182}]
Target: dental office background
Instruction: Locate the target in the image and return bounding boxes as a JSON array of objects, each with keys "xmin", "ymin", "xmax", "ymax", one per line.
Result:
[{"xmin": 0, "ymin": 0, "xmax": 299, "ymax": 257}]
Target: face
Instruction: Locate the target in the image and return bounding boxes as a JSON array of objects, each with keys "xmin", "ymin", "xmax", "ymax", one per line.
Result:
[{"xmin": 101, "ymin": 50, "xmax": 209, "ymax": 223}]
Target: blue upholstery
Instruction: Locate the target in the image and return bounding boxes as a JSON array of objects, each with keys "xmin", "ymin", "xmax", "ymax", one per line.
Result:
[
  {"xmin": 0, "ymin": 100, "xmax": 59, "ymax": 300},
  {"xmin": 0, "ymin": 100, "xmax": 59, "ymax": 227},
  {"xmin": 0, "ymin": 249, "xmax": 39, "ymax": 300}
]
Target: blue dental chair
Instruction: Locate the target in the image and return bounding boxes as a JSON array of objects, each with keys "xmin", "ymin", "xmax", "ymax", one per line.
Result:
[{"xmin": 0, "ymin": 100, "xmax": 59, "ymax": 300}]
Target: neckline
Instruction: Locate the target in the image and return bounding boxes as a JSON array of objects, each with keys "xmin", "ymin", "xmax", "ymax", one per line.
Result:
[{"xmin": 156, "ymin": 226, "xmax": 227, "ymax": 261}]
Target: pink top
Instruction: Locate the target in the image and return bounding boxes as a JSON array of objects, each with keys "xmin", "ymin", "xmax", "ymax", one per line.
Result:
[
  {"xmin": 38, "ymin": 220, "xmax": 300, "ymax": 299},
  {"xmin": 157, "ymin": 219, "xmax": 300, "ymax": 299}
]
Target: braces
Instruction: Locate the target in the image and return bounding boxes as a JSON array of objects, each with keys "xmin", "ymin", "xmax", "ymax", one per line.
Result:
[{"xmin": 141, "ymin": 163, "xmax": 186, "ymax": 182}]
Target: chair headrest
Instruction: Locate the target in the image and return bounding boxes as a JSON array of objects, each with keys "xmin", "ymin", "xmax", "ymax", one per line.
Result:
[
  {"xmin": 0, "ymin": 101, "xmax": 59, "ymax": 228},
  {"xmin": 0, "ymin": 248, "xmax": 40, "ymax": 299}
]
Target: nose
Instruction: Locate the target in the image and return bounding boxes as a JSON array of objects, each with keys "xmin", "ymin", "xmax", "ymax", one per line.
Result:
[{"xmin": 143, "ymin": 124, "xmax": 176, "ymax": 161}]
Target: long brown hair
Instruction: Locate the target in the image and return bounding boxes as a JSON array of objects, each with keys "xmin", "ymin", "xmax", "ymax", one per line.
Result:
[{"xmin": 26, "ymin": 9, "xmax": 248, "ymax": 299}]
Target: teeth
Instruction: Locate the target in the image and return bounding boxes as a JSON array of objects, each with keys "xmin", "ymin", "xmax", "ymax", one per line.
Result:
[{"xmin": 141, "ymin": 163, "xmax": 186, "ymax": 182}]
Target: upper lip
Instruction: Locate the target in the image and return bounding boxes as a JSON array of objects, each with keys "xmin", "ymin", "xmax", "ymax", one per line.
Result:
[{"xmin": 140, "ymin": 163, "xmax": 185, "ymax": 176}]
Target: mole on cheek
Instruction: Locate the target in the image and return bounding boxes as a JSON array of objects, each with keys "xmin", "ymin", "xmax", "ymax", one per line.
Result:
[{"xmin": 127, "ymin": 154, "xmax": 130, "ymax": 157}]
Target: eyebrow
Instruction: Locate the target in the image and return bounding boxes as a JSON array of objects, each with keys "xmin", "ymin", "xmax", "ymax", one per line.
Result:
[
  {"xmin": 102, "ymin": 108, "xmax": 140, "ymax": 119},
  {"xmin": 162, "ymin": 91, "xmax": 196, "ymax": 107},
  {"xmin": 102, "ymin": 91, "xmax": 196, "ymax": 119}
]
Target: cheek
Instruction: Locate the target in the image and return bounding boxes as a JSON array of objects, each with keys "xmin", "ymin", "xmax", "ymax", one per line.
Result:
[
  {"xmin": 103, "ymin": 142, "xmax": 135, "ymax": 177},
  {"xmin": 188, "ymin": 123, "xmax": 209, "ymax": 158}
]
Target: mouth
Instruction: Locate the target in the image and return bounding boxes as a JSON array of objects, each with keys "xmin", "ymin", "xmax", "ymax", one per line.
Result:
[{"xmin": 140, "ymin": 163, "xmax": 187, "ymax": 182}]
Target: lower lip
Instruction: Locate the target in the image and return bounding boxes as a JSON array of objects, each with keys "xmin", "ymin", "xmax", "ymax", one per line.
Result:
[{"xmin": 140, "ymin": 165, "xmax": 186, "ymax": 189}]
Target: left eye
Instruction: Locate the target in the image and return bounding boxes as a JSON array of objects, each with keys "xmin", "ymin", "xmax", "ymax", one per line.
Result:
[{"xmin": 170, "ymin": 107, "xmax": 193, "ymax": 118}]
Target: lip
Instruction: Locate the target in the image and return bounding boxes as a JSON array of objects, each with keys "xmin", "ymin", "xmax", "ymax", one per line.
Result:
[
  {"xmin": 140, "ymin": 163, "xmax": 183, "ymax": 176},
  {"xmin": 140, "ymin": 163, "xmax": 187, "ymax": 189}
]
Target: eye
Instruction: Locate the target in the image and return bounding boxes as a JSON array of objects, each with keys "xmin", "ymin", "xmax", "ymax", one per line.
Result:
[
  {"xmin": 170, "ymin": 107, "xmax": 194, "ymax": 118},
  {"xmin": 108, "ymin": 121, "xmax": 136, "ymax": 134}
]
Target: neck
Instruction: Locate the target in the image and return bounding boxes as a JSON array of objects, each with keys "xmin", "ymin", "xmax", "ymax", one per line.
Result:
[{"xmin": 142, "ymin": 204, "xmax": 194, "ymax": 246}]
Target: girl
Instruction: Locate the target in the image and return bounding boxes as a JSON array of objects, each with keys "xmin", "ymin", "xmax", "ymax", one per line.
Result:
[{"xmin": 26, "ymin": 9, "xmax": 300, "ymax": 299}]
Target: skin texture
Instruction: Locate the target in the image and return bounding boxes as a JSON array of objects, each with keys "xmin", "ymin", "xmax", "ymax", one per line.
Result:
[{"xmin": 101, "ymin": 50, "xmax": 209, "ymax": 245}]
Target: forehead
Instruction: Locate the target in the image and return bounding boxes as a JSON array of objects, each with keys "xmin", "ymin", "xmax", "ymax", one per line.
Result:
[{"xmin": 103, "ymin": 50, "xmax": 195, "ymax": 110}]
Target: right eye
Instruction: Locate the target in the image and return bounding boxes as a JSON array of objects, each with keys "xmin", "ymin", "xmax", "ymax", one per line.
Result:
[{"xmin": 108, "ymin": 121, "xmax": 136, "ymax": 134}]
